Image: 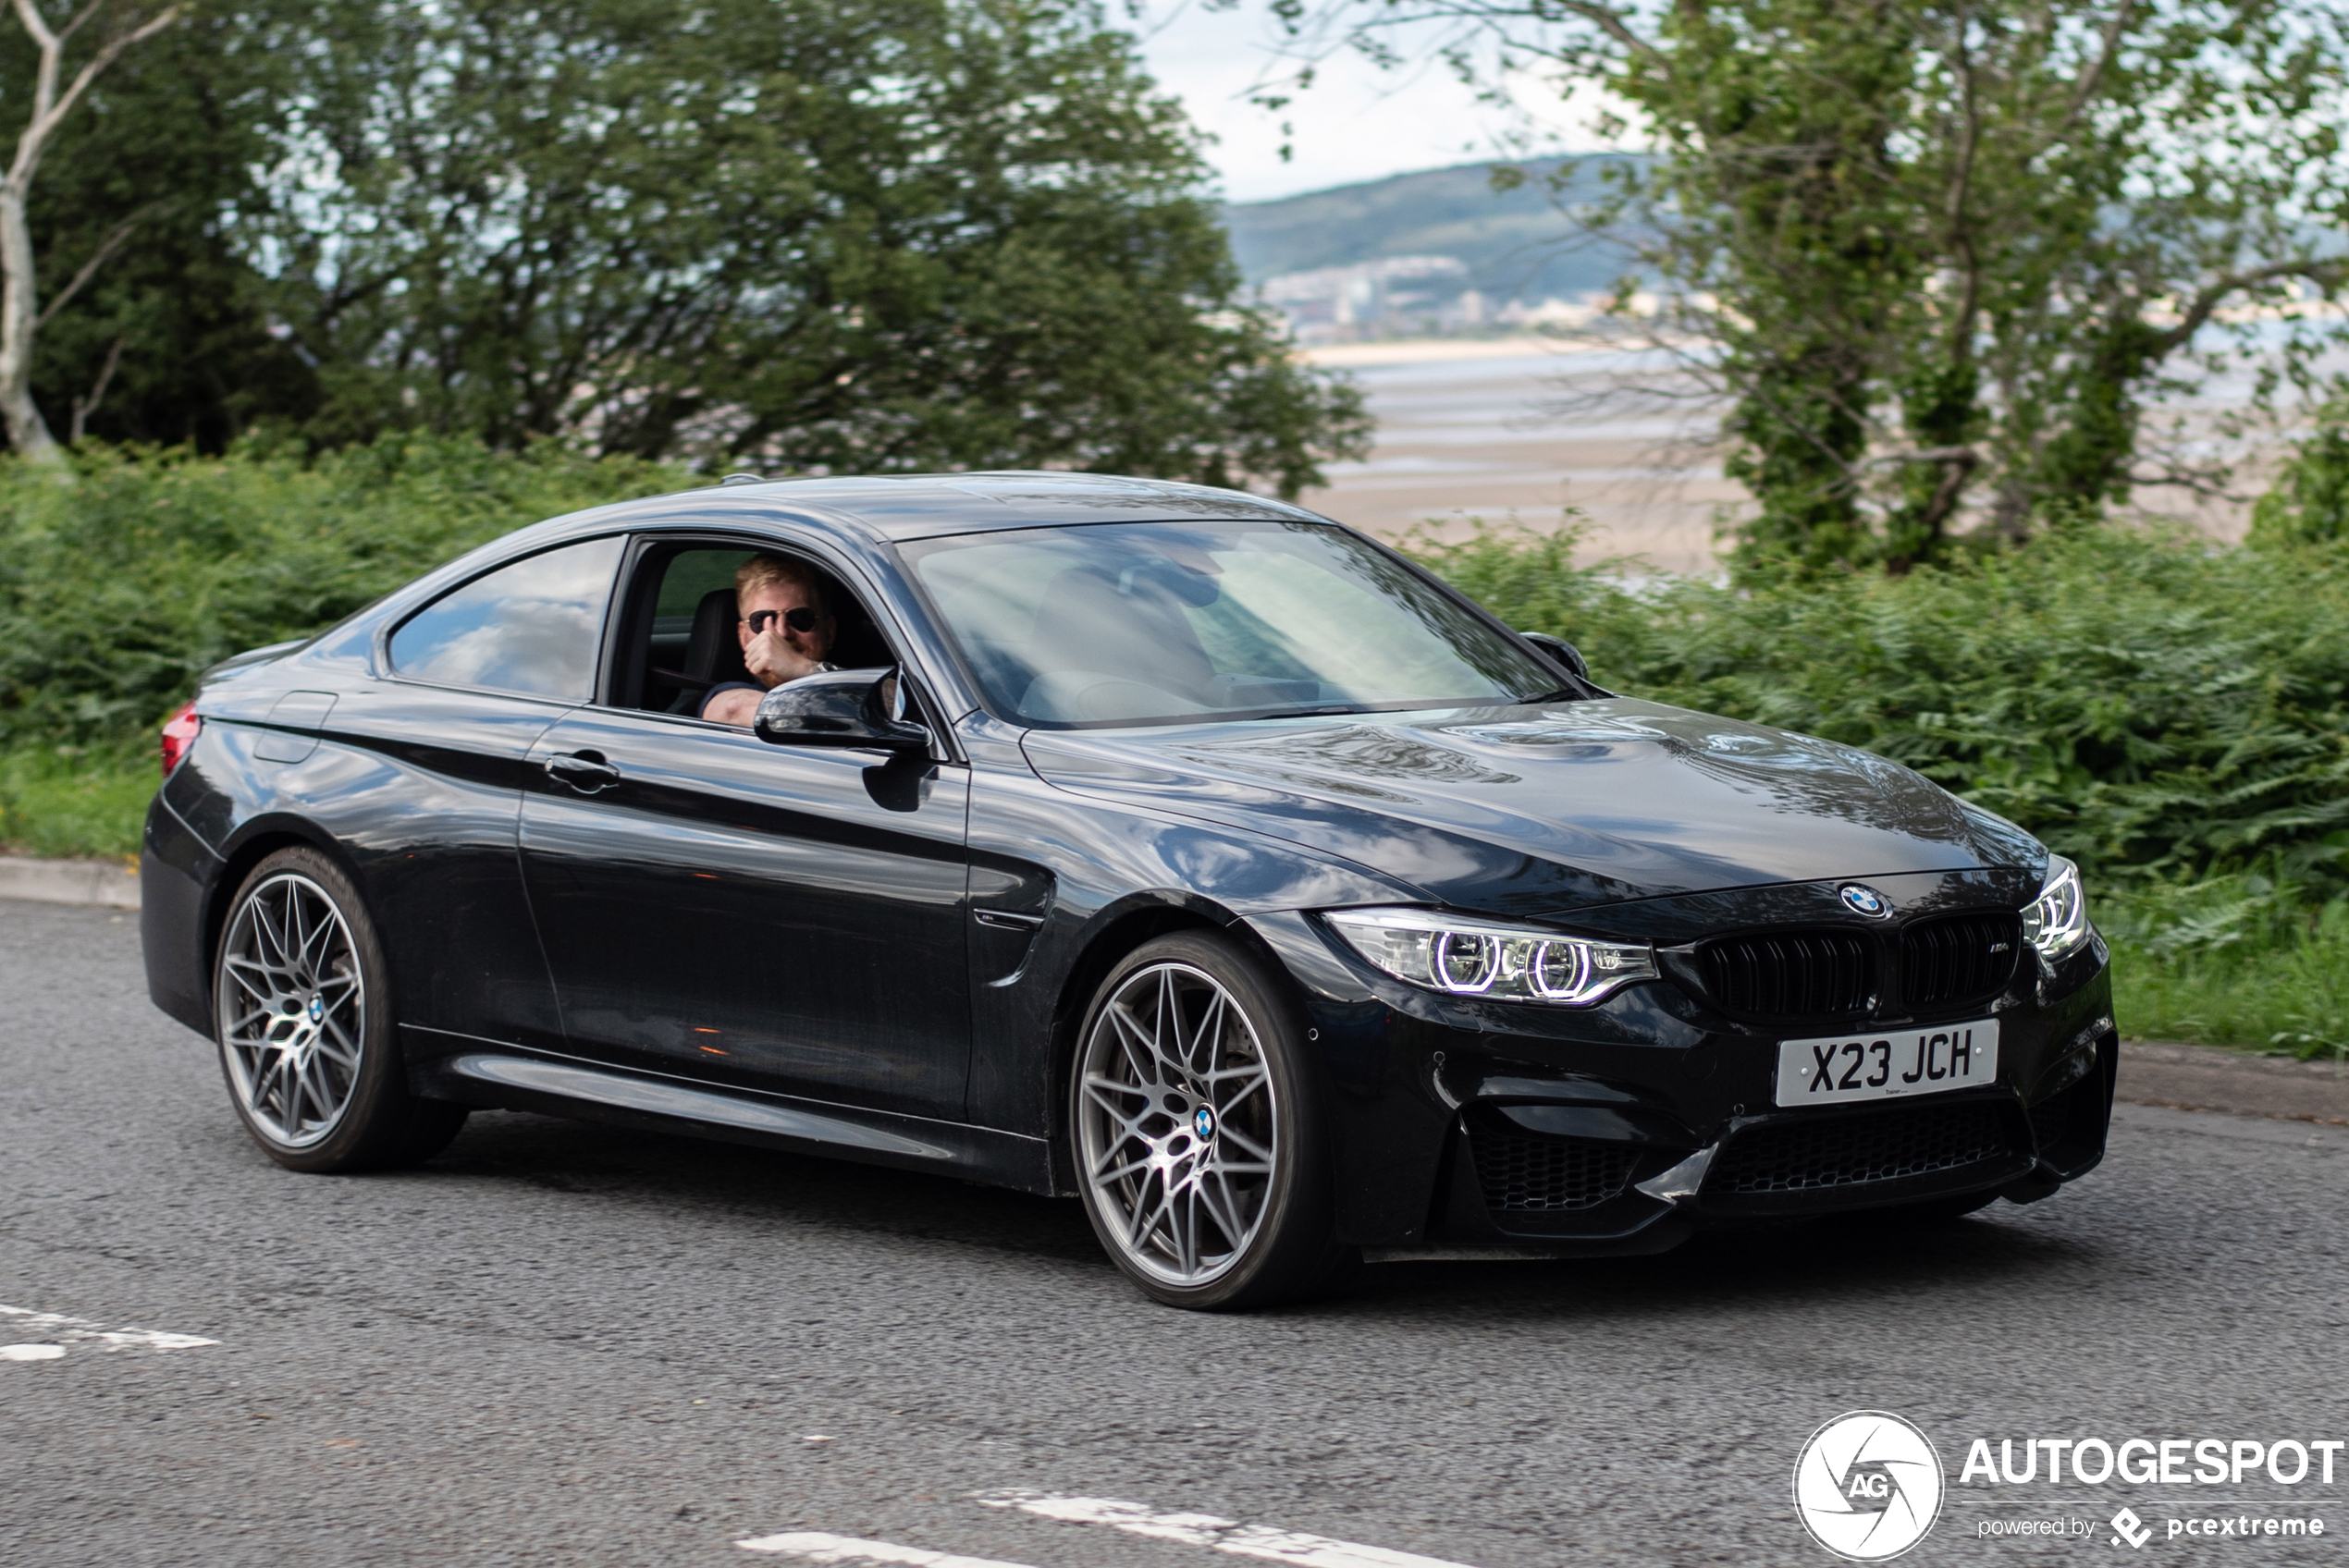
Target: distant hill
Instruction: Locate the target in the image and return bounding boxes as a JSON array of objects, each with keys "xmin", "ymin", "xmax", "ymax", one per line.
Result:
[{"xmin": 1219, "ymin": 156, "xmax": 1642, "ymax": 302}]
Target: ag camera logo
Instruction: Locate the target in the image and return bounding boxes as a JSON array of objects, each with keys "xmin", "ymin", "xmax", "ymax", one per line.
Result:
[{"xmin": 1794, "ymin": 1411, "xmax": 1945, "ymax": 1561}]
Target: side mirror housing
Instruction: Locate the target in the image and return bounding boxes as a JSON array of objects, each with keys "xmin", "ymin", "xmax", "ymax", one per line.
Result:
[
  {"xmin": 1519, "ymin": 631, "xmax": 1591, "ymax": 682},
  {"xmin": 754, "ymin": 667, "xmax": 930, "ymax": 753}
]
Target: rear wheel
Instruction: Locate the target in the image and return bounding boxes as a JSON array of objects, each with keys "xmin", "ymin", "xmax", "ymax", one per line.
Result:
[
  {"xmin": 214, "ymin": 847, "xmax": 467, "ymax": 1172},
  {"xmin": 1070, "ymin": 931, "xmax": 1351, "ymax": 1309}
]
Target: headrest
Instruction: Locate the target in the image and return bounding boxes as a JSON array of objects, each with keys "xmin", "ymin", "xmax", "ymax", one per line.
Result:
[{"xmin": 686, "ymin": 588, "xmax": 748, "ymax": 685}]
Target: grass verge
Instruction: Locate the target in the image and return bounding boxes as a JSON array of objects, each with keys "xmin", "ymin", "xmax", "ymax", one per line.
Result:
[
  {"xmin": 2099, "ymin": 885, "xmax": 2349, "ymax": 1059},
  {"xmin": 0, "ymin": 740, "xmax": 152, "ymax": 861}
]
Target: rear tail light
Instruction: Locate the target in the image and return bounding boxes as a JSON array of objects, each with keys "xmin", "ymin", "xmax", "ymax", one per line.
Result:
[{"xmin": 160, "ymin": 701, "xmax": 202, "ymax": 775}]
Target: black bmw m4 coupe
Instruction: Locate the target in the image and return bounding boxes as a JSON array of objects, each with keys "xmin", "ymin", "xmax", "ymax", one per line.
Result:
[{"xmin": 141, "ymin": 472, "xmax": 2115, "ymax": 1308}]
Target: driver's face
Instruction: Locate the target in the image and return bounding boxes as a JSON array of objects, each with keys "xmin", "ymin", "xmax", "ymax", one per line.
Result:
[{"xmin": 737, "ymin": 579, "xmax": 835, "ymax": 662}]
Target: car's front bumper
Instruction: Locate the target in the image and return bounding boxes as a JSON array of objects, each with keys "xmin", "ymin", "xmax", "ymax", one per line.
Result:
[{"xmin": 1244, "ymin": 890, "xmax": 2117, "ymax": 1256}]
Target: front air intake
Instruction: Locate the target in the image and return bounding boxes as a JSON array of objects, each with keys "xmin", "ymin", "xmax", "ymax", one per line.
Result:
[
  {"xmin": 1705, "ymin": 1099, "xmax": 2018, "ymax": 1194},
  {"xmin": 1697, "ymin": 929, "xmax": 1875, "ymax": 1019}
]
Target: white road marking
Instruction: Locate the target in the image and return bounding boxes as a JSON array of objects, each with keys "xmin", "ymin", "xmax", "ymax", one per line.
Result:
[
  {"xmin": 0, "ymin": 1303, "xmax": 219, "ymax": 1360},
  {"xmin": 736, "ymin": 1532, "xmax": 1046, "ymax": 1568},
  {"xmin": 976, "ymin": 1494, "xmax": 1483, "ymax": 1568}
]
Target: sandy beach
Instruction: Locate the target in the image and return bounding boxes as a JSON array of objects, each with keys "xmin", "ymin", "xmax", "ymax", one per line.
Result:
[{"xmin": 1297, "ymin": 336, "xmax": 2281, "ymax": 573}]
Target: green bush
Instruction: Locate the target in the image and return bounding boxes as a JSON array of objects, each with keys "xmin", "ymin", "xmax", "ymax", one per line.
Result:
[{"xmin": 0, "ymin": 434, "xmax": 692, "ymax": 745}]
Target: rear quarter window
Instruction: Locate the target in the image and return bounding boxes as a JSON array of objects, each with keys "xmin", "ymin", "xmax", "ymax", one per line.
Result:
[{"xmin": 388, "ymin": 536, "xmax": 626, "ymax": 700}]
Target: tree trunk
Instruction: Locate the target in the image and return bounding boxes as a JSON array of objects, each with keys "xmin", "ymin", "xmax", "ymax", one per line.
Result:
[{"xmin": 0, "ymin": 180, "xmax": 61, "ymax": 465}]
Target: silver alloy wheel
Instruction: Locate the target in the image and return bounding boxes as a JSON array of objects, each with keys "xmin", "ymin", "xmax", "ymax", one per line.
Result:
[
  {"xmin": 1077, "ymin": 961, "xmax": 1278, "ymax": 1287},
  {"xmin": 215, "ymin": 871, "xmax": 366, "ymax": 1149}
]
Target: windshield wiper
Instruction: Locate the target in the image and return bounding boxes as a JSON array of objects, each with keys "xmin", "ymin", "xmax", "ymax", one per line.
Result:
[
  {"xmin": 1519, "ymin": 687, "xmax": 1580, "ymax": 705},
  {"xmin": 1240, "ymin": 704, "xmax": 1364, "ymax": 721}
]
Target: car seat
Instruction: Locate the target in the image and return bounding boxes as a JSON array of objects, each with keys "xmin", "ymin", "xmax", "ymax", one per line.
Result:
[{"xmin": 650, "ymin": 589, "xmax": 753, "ymax": 714}]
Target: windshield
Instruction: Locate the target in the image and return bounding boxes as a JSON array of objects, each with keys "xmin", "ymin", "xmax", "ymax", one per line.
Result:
[{"xmin": 901, "ymin": 519, "xmax": 1560, "ymax": 728}]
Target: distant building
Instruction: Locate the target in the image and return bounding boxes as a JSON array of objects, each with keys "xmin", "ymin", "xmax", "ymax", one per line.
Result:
[
  {"xmin": 1256, "ymin": 255, "xmax": 1595, "ymax": 342},
  {"xmin": 1259, "ymin": 256, "xmax": 1470, "ymax": 340}
]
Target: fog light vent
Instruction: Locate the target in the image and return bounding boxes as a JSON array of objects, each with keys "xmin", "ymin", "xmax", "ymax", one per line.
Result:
[{"xmin": 1470, "ymin": 1131, "xmax": 1639, "ymax": 1212}]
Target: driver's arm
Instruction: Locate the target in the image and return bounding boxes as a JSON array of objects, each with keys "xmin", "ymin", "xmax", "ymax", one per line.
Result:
[{"xmin": 701, "ymin": 685, "xmax": 764, "ymax": 727}]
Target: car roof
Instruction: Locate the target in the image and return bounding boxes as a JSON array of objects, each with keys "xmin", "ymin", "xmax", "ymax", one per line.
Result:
[{"xmin": 532, "ymin": 470, "xmax": 1330, "ymax": 548}]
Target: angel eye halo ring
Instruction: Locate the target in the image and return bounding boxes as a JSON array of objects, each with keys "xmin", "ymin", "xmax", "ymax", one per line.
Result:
[
  {"xmin": 1322, "ymin": 907, "xmax": 1658, "ymax": 1007},
  {"xmin": 2021, "ymin": 853, "xmax": 2093, "ymax": 964}
]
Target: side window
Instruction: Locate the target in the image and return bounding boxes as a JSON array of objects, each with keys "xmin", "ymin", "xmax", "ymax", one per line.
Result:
[
  {"xmin": 622, "ymin": 542, "xmax": 904, "ymax": 715},
  {"xmin": 388, "ymin": 535, "xmax": 625, "ymax": 700}
]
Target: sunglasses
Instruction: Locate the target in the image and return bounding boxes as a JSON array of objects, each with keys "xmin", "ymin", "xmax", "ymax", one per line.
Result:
[{"xmin": 745, "ymin": 606, "xmax": 818, "ymax": 635}]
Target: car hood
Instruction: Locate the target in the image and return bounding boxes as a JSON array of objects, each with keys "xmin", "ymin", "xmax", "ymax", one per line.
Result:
[{"xmin": 1020, "ymin": 698, "xmax": 2042, "ymax": 918}]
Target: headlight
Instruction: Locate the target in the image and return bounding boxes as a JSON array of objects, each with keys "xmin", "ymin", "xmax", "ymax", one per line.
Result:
[
  {"xmin": 2021, "ymin": 854, "xmax": 2092, "ymax": 962},
  {"xmin": 1322, "ymin": 907, "xmax": 1658, "ymax": 1006}
]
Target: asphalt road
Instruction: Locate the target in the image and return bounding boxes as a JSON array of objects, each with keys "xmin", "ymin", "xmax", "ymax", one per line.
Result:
[{"xmin": 4, "ymin": 899, "xmax": 2344, "ymax": 1568}]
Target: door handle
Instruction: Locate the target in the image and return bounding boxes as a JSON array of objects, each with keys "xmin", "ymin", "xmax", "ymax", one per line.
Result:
[{"xmin": 545, "ymin": 751, "xmax": 621, "ymax": 791}]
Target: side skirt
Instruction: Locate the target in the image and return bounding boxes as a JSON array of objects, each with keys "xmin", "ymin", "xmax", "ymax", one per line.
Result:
[{"xmin": 404, "ymin": 1026, "xmax": 1054, "ymax": 1194}]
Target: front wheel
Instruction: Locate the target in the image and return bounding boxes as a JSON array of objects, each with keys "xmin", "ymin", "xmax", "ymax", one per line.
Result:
[
  {"xmin": 1070, "ymin": 931, "xmax": 1351, "ymax": 1309},
  {"xmin": 214, "ymin": 847, "xmax": 467, "ymax": 1173}
]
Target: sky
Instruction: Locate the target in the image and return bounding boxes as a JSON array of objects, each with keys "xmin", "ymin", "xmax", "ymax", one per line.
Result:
[{"xmin": 1128, "ymin": 2, "xmax": 1595, "ymax": 204}]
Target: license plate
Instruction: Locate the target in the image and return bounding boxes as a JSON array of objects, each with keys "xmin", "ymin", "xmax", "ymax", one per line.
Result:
[{"xmin": 1773, "ymin": 1020, "xmax": 2000, "ymax": 1107}]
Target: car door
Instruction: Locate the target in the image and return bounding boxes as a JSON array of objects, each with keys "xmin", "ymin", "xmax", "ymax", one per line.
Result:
[
  {"xmin": 357, "ymin": 533, "xmax": 628, "ymax": 1050},
  {"xmin": 516, "ymin": 538, "xmax": 974, "ymax": 1120}
]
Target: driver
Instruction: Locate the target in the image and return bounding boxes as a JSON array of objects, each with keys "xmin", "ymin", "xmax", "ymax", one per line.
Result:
[{"xmin": 699, "ymin": 554, "xmax": 840, "ymax": 726}]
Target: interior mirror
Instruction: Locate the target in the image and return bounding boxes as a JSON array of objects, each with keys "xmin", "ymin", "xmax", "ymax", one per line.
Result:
[
  {"xmin": 1519, "ymin": 631, "xmax": 1591, "ymax": 682},
  {"xmin": 754, "ymin": 667, "xmax": 930, "ymax": 753}
]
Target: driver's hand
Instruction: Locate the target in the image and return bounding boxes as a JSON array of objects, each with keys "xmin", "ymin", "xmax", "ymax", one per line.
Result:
[{"xmin": 744, "ymin": 627, "xmax": 822, "ymax": 688}]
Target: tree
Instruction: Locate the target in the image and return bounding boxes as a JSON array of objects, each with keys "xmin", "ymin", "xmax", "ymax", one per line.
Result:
[
  {"xmin": 1271, "ymin": 0, "xmax": 2349, "ymax": 567},
  {"xmin": 0, "ymin": 0, "xmax": 180, "ymax": 464},
  {"xmin": 2249, "ymin": 406, "xmax": 2349, "ymax": 546},
  {"xmin": 4, "ymin": 0, "xmax": 324, "ymax": 449},
  {"xmin": 224, "ymin": 0, "xmax": 1366, "ymax": 496}
]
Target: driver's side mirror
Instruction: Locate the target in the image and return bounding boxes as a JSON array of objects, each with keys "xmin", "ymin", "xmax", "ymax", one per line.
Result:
[
  {"xmin": 755, "ymin": 667, "xmax": 930, "ymax": 753},
  {"xmin": 1519, "ymin": 631, "xmax": 1591, "ymax": 682}
]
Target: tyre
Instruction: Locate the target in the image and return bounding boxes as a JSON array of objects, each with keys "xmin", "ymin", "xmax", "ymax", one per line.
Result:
[
  {"xmin": 213, "ymin": 847, "xmax": 468, "ymax": 1173},
  {"xmin": 1070, "ymin": 930, "xmax": 1352, "ymax": 1309}
]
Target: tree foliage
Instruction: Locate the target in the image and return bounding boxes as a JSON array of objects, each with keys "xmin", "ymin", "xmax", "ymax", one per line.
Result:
[
  {"xmin": 1279, "ymin": 0, "xmax": 2349, "ymax": 569},
  {"xmin": 2250, "ymin": 405, "xmax": 2349, "ymax": 546},
  {"xmin": 0, "ymin": 0, "xmax": 191, "ymax": 462},
  {"xmin": 18, "ymin": 0, "xmax": 1370, "ymax": 496},
  {"xmin": 3, "ymin": 3, "xmax": 317, "ymax": 450}
]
